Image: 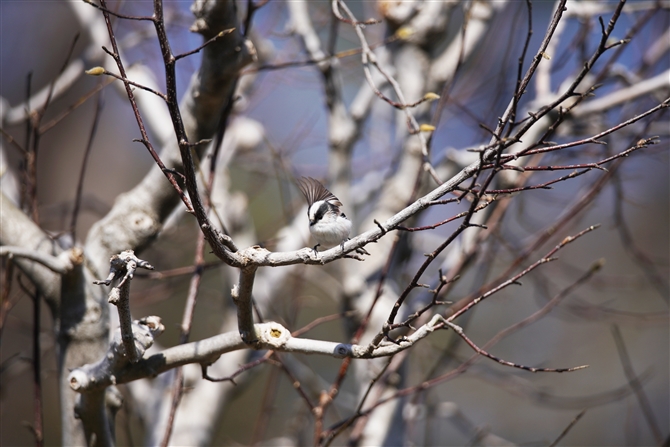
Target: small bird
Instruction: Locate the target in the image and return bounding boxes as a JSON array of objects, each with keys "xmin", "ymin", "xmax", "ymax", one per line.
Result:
[{"xmin": 297, "ymin": 177, "xmax": 369, "ymax": 255}]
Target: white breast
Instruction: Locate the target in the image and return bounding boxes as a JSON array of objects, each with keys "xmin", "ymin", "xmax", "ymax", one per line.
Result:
[{"xmin": 310, "ymin": 215, "xmax": 352, "ymax": 247}]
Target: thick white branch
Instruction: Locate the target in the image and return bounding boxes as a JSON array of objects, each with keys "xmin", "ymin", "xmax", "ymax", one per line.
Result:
[
  {"xmin": 0, "ymin": 245, "xmax": 79, "ymax": 275},
  {"xmin": 0, "ymin": 193, "xmax": 62, "ymax": 305},
  {"xmin": 69, "ymin": 316, "xmax": 447, "ymax": 393},
  {"xmin": 573, "ymin": 69, "xmax": 670, "ymax": 117}
]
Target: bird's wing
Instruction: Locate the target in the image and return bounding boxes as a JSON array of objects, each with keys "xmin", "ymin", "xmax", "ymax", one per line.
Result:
[{"xmin": 297, "ymin": 177, "xmax": 343, "ymax": 207}]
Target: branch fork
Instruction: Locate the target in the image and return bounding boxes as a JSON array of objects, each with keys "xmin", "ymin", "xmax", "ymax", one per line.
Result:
[
  {"xmin": 93, "ymin": 250, "xmax": 154, "ymax": 363},
  {"xmin": 69, "ymin": 315, "xmax": 165, "ymax": 391}
]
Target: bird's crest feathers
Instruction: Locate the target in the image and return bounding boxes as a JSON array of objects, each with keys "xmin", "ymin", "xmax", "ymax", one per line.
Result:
[{"xmin": 297, "ymin": 177, "xmax": 342, "ymax": 207}]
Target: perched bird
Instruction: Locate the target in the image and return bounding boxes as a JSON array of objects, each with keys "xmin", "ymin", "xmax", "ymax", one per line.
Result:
[{"xmin": 296, "ymin": 177, "xmax": 369, "ymax": 255}]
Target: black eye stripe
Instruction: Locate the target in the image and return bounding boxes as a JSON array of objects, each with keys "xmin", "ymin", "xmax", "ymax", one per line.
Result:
[{"xmin": 314, "ymin": 203, "xmax": 329, "ymax": 221}]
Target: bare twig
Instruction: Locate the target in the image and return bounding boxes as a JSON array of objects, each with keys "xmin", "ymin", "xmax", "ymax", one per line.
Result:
[
  {"xmin": 506, "ymin": 0, "xmax": 534, "ymax": 135},
  {"xmin": 442, "ymin": 319, "xmax": 588, "ymax": 373},
  {"xmin": 138, "ymin": 261, "xmax": 222, "ymax": 279},
  {"xmin": 174, "ymin": 28, "xmax": 235, "ymax": 61},
  {"xmin": 87, "ymin": 65, "xmax": 168, "ymax": 100},
  {"xmin": 31, "ymin": 291, "xmax": 43, "ymax": 447},
  {"xmin": 447, "ymin": 225, "xmax": 601, "ymax": 323},
  {"xmin": 70, "ymin": 89, "xmax": 104, "ymax": 241},
  {"xmin": 161, "ymin": 231, "xmax": 207, "ymax": 446},
  {"xmin": 333, "ymin": 0, "xmax": 441, "ymax": 184},
  {"xmin": 548, "ymin": 410, "xmax": 587, "ymax": 447},
  {"xmin": 611, "ymin": 169, "xmax": 670, "ymax": 302},
  {"xmin": 611, "ymin": 325, "xmax": 663, "ymax": 444},
  {"xmin": 95, "ymin": 0, "xmax": 193, "ymax": 212},
  {"xmin": 483, "ymin": 258, "xmax": 606, "ymax": 350},
  {"xmin": 0, "ymin": 259, "xmax": 16, "ymax": 340},
  {"xmin": 202, "ymin": 351, "xmax": 273, "ymax": 384},
  {"xmin": 396, "ymin": 199, "xmax": 494, "ymax": 232},
  {"xmin": 38, "ymin": 77, "xmax": 115, "ymax": 134},
  {"xmin": 291, "ymin": 311, "xmax": 357, "ymax": 337},
  {"xmin": 82, "ymin": 0, "xmax": 155, "ymax": 21}
]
